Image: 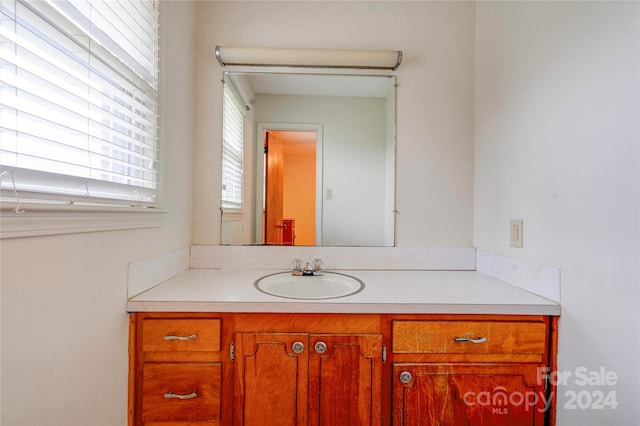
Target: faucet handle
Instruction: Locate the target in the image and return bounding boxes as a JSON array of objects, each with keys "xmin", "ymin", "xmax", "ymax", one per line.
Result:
[
  {"xmin": 292, "ymin": 258, "xmax": 302, "ymax": 272},
  {"xmin": 312, "ymin": 258, "xmax": 323, "ymax": 272}
]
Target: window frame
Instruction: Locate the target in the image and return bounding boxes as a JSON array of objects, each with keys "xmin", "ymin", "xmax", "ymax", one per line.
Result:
[{"xmin": 0, "ymin": 0, "xmax": 164, "ymax": 239}]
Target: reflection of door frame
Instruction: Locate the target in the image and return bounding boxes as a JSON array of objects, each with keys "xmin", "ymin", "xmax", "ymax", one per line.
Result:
[{"xmin": 255, "ymin": 122, "xmax": 323, "ymax": 245}]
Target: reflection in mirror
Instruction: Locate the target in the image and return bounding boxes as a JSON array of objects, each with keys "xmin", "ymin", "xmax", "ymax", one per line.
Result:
[{"xmin": 221, "ymin": 72, "xmax": 396, "ymax": 247}]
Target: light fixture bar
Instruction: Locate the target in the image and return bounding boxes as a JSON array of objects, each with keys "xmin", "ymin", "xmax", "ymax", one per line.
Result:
[{"xmin": 215, "ymin": 46, "xmax": 402, "ymax": 71}]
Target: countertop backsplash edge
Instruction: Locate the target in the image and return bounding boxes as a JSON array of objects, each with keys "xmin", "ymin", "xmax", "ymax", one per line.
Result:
[
  {"xmin": 128, "ymin": 247, "xmax": 190, "ymax": 298},
  {"xmin": 476, "ymin": 250, "xmax": 561, "ymax": 303},
  {"xmin": 189, "ymin": 245, "xmax": 476, "ymax": 270}
]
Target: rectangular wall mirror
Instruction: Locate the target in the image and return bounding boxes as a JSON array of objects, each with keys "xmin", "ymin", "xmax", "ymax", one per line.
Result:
[{"xmin": 221, "ymin": 72, "xmax": 396, "ymax": 247}]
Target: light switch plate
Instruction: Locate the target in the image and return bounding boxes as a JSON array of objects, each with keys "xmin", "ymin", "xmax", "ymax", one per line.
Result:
[{"xmin": 510, "ymin": 219, "xmax": 523, "ymax": 248}]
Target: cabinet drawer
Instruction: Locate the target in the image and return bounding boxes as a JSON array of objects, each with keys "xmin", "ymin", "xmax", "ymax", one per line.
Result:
[
  {"xmin": 142, "ymin": 362, "xmax": 221, "ymax": 423},
  {"xmin": 392, "ymin": 321, "xmax": 546, "ymax": 355},
  {"xmin": 142, "ymin": 319, "xmax": 221, "ymax": 353}
]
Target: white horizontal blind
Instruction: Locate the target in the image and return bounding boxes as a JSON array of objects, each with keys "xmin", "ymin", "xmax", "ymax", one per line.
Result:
[
  {"xmin": 221, "ymin": 84, "xmax": 244, "ymax": 210},
  {"xmin": 0, "ymin": 0, "xmax": 159, "ymax": 207}
]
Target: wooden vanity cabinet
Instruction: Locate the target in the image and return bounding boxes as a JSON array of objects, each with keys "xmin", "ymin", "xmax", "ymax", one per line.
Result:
[
  {"xmin": 389, "ymin": 315, "xmax": 557, "ymax": 426},
  {"xmin": 129, "ymin": 313, "xmax": 557, "ymax": 426}
]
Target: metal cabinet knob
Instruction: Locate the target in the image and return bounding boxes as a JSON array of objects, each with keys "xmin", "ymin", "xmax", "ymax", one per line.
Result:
[
  {"xmin": 314, "ymin": 341, "xmax": 327, "ymax": 354},
  {"xmin": 292, "ymin": 341, "xmax": 305, "ymax": 354},
  {"xmin": 399, "ymin": 371, "xmax": 412, "ymax": 384}
]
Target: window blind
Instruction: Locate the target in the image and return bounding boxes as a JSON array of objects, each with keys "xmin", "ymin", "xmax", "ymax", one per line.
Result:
[
  {"xmin": 0, "ymin": 0, "xmax": 159, "ymax": 207},
  {"xmin": 221, "ymin": 84, "xmax": 244, "ymax": 210}
]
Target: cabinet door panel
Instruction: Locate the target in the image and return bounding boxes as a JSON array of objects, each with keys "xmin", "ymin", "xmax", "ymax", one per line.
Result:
[
  {"xmin": 234, "ymin": 333, "xmax": 308, "ymax": 426},
  {"xmin": 309, "ymin": 334, "xmax": 382, "ymax": 426},
  {"xmin": 393, "ymin": 364, "xmax": 547, "ymax": 426}
]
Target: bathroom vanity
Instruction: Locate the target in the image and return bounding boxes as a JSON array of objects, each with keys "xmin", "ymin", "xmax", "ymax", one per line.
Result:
[{"xmin": 127, "ymin": 268, "xmax": 560, "ymax": 425}]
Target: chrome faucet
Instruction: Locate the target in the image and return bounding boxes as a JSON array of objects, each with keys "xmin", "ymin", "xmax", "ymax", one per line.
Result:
[{"xmin": 291, "ymin": 258, "xmax": 323, "ymax": 276}]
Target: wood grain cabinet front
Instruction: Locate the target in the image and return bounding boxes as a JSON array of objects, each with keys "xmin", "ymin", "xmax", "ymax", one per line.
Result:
[
  {"xmin": 129, "ymin": 313, "xmax": 557, "ymax": 426},
  {"xmin": 392, "ymin": 320, "xmax": 547, "ymax": 362},
  {"xmin": 390, "ymin": 317, "xmax": 555, "ymax": 426},
  {"xmin": 392, "ymin": 363, "xmax": 547, "ymax": 426},
  {"xmin": 233, "ymin": 332, "xmax": 383, "ymax": 426},
  {"xmin": 130, "ymin": 315, "xmax": 224, "ymax": 425},
  {"xmin": 142, "ymin": 362, "xmax": 222, "ymax": 425},
  {"xmin": 142, "ymin": 318, "xmax": 221, "ymax": 355}
]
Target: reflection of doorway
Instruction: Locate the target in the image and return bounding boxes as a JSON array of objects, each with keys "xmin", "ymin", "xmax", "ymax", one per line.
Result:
[{"xmin": 264, "ymin": 130, "xmax": 317, "ymax": 245}]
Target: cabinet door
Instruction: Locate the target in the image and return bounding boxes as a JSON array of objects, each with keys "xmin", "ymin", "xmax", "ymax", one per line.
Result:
[
  {"xmin": 309, "ymin": 334, "xmax": 382, "ymax": 426},
  {"xmin": 234, "ymin": 333, "xmax": 309, "ymax": 426},
  {"xmin": 393, "ymin": 364, "xmax": 548, "ymax": 426}
]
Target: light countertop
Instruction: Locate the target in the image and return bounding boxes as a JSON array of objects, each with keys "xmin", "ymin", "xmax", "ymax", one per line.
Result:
[{"xmin": 127, "ymin": 269, "xmax": 560, "ymax": 315}]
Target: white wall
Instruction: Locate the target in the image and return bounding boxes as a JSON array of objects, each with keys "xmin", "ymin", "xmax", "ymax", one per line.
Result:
[
  {"xmin": 474, "ymin": 2, "xmax": 639, "ymax": 425},
  {"xmin": 192, "ymin": 1, "xmax": 476, "ymax": 247},
  {"xmin": 0, "ymin": 2, "xmax": 196, "ymax": 424}
]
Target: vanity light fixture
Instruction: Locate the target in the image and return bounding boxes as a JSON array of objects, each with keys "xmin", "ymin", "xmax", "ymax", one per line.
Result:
[{"xmin": 215, "ymin": 46, "xmax": 402, "ymax": 71}]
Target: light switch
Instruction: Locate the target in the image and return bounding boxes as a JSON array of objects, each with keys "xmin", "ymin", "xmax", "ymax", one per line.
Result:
[{"xmin": 325, "ymin": 188, "xmax": 333, "ymax": 200}]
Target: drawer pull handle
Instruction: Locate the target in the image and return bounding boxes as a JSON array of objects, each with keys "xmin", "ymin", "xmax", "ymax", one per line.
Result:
[
  {"xmin": 164, "ymin": 391, "xmax": 198, "ymax": 400},
  {"xmin": 164, "ymin": 334, "xmax": 197, "ymax": 341},
  {"xmin": 455, "ymin": 336, "xmax": 487, "ymax": 344}
]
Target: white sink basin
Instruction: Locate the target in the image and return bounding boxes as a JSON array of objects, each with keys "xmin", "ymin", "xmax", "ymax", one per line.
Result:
[{"xmin": 255, "ymin": 271, "xmax": 364, "ymax": 300}]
